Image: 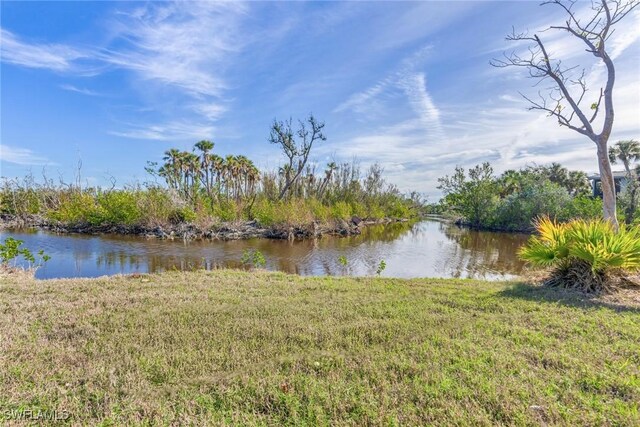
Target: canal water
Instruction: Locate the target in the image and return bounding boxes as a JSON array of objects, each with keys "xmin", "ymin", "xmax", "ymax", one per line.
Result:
[{"xmin": 0, "ymin": 219, "xmax": 529, "ymax": 280}]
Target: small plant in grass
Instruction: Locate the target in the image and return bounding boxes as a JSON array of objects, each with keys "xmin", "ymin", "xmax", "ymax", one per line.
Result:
[
  {"xmin": 337, "ymin": 255, "xmax": 350, "ymax": 276},
  {"xmin": 0, "ymin": 237, "xmax": 50, "ymax": 272},
  {"xmin": 519, "ymin": 217, "xmax": 640, "ymax": 293},
  {"xmin": 241, "ymin": 249, "xmax": 266, "ymax": 269},
  {"xmin": 376, "ymin": 260, "xmax": 386, "ymax": 276}
]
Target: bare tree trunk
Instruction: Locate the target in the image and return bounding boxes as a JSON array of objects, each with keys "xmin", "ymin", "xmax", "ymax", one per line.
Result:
[
  {"xmin": 596, "ymin": 139, "xmax": 618, "ymax": 229},
  {"xmin": 489, "ymin": 0, "xmax": 640, "ymax": 232}
]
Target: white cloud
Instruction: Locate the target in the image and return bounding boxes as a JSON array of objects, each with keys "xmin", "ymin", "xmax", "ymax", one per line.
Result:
[
  {"xmin": 609, "ymin": 9, "xmax": 640, "ymax": 60},
  {"xmin": 2, "ymin": 2, "xmax": 249, "ymax": 140},
  {"xmin": 0, "ymin": 144, "xmax": 52, "ymax": 166},
  {"xmin": 100, "ymin": 2, "xmax": 248, "ymax": 138},
  {"xmin": 370, "ymin": 2, "xmax": 477, "ymax": 51},
  {"xmin": 192, "ymin": 103, "xmax": 228, "ymax": 121},
  {"xmin": 108, "ymin": 121, "xmax": 216, "ymax": 141},
  {"xmin": 0, "ymin": 29, "xmax": 87, "ymax": 72},
  {"xmin": 99, "ymin": 2, "xmax": 246, "ymax": 98},
  {"xmin": 60, "ymin": 84, "xmax": 102, "ymax": 96},
  {"xmin": 333, "ymin": 80, "xmax": 389, "ymax": 114},
  {"xmin": 399, "ymin": 73, "xmax": 443, "ymax": 139}
]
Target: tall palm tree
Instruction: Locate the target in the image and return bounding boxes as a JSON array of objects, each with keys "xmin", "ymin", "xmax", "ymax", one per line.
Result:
[
  {"xmin": 609, "ymin": 140, "xmax": 640, "ymax": 176},
  {"xmin": 246, "ymin": 161, "xmax": 260, "ymax": 197},
  {"xmin": 210, "ymin": 154, "xmax": 224, "ymax": 199},
  {"xmin": 224, "ymin": 155, "xmax": 237, "ymax": 200},
  {"xmin": 235, "ymin": 155, "xmax": 250, "ymax": 198},
  {"xmin": 497, "ymin": 169, "xmax": 522, "ymax": 197},
  {"xmin": 162, "ymin": 148, "xmax": 182, "ymax": 190},
  {"xmin": 194, "ymin": 140, "xmax": 214, "ymax": 198}
]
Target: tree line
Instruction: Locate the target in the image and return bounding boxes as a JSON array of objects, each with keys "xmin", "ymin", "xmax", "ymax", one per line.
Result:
[
  {"xmin": 1, "ymin": 115, "xmax": 419, "ymax": 228},
  {"xmin": 143, "ymin": 114, "xmax": 417, "ymax": 218},
  {"xmin": 437, "ymin": 140, "xmax": 640, "ymax": 231}
]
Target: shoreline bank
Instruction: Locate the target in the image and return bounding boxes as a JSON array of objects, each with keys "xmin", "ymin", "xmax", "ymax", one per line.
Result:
[{"xmin": 0, "ymin": 214, "xmax": 410, "ymax": 241}]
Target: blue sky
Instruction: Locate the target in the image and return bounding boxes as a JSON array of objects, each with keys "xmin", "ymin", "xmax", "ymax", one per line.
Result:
[{"xmin": 1, "ymin": 1, "xmax": 639, "ymax": 199}]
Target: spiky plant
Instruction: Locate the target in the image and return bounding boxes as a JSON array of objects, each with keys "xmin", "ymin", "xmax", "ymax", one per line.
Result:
[{"xmin": 519, "ymin": 217, "xmax": 640, "ymax": 292}]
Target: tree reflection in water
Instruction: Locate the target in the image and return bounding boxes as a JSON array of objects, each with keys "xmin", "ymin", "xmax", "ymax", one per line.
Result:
[{"xmin": 1, "ymin": 220, "xmax": 529, "ymax": 279}]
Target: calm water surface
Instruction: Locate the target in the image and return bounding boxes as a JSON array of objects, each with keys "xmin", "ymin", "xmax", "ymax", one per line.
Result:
[{"xmin": 1, "ymin": 219, "xmax": 529, "ymax": 280}]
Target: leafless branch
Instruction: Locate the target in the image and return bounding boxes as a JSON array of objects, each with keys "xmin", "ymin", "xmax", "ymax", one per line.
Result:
[{"xmin": 491, "ymin": 0, "xmax": 639, "ymax": 143}]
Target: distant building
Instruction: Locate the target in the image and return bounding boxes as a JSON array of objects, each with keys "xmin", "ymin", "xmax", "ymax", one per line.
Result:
[{"xmin": 588, "ymin": 171, "xmax": 634, "ymax": 197}]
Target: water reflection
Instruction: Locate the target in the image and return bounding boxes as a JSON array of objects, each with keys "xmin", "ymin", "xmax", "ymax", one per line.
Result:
[{"xmin": 0, "ymin": 220, "xmax": 529, "ymax": 280}]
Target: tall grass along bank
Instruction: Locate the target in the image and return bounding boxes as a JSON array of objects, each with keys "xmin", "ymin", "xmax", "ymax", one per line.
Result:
[
  {"xmin": 1, "ymin": 270, "xmax": 638, "ymax": 425},
  {"xmin": 0, "ymin": 157, "xmax": 420, "ymax": 240}
]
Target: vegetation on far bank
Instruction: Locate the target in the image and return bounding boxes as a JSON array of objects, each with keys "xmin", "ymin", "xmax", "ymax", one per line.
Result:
[
  {"xmin": 433, "ymin": 142, "xmax": 640, "ymax": 232},
  {"xmin": 1, "ymin": 270, "xmax": 639, "ymax": 425},
  {"xmin": 0, "ymin": 117, "xmax": 421, "ymax": 234},
  {"xmin": 434, "ymin": 161, "xmax": 604, "ymax": 231}
]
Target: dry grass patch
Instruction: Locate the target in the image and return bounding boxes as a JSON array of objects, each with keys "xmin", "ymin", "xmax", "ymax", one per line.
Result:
[{"xmin": 1, "ymin": 271, "xmax": 639, "ymax": 425}]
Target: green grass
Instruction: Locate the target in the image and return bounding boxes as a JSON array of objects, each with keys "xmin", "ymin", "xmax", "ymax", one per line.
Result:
[{"xmin": 1, "ymin": 270, "xmax": 638, "ymax": 425}]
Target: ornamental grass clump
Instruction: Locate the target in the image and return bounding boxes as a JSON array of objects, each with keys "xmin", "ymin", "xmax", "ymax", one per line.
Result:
[{"xmin": 519, "ymin": 217, "xmax": 640, "ymax": 293}]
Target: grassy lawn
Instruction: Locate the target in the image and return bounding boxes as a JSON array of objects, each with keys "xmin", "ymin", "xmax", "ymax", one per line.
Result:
[{"xmin": 0, "ymin": 270, "xmax": 638, "ymax": 426}]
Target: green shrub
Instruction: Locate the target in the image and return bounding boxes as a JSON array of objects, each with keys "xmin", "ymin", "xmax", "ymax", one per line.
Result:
[
  {"xmin": 95, "ymin": 191, "xmax": 142, "ymax": 226},
  {"xmin": 561, "ymin": 196, "xmax": 603, "ymax": 221},
  {"xmin": 308, "ymin": 199, "xmax": 331, "ymax": 222},
  {"xmin": 138, "ymin": 187, "xmax": 178, "ymax": 225},
  {"xmin": 519, "ymin": 217, "xmax": 640, "ymax": 292},
  {"xmin": 0, "ymin": 237, "xmax": 50, "ymax": 269},
  {"xmin": 252, "ymin": 198, "xmax": 278, "ymax": 226},
  {"xmin": 0, "ymin": 189, "xmax": 41, "ymax": 216},
  {"xmin": 493, "ymin": 181, "xmax": 572, "ymax": 230},
  {"xmin": 387, "ymin": 199, "xmax": 411, "ymax": 219},
  {"xmin": 241, "ymin": 249, "xmax": 266, "ymax": 269},
  {"xmin": 169, "ymin": 206, "xmax": 197, "ymax": 224},
  {"xmin": 212, "ymin": 200, "xmax": 239, "ymax": 222},
  {"xmin": 376, "ymin": 260, "xmax": 386, "ymax": 276},
  {"xmin": 47, "ymin": 192, "xmax": 99, "ymax": 225},
  {"xmin": 331, "ymin": 201, "xmax": 352, "ymax": 220},
  {"xmin": 438, "ymin": 162, "xmax": 499, "ymax": 227},
  {"xmin": 365, "ymin": 201, "xmax": 385, "ymax": 220}
]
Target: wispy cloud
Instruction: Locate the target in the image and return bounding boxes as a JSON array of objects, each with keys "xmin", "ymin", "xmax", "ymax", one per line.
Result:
[
  {"xmin": 99, "ymin": 2, "xmax": 247, "ymax": 98},
  {"xmin": 192, "ymin": 103, "xmax": 228, "ymax": 121},
  {"xmin": 370, "ymin": 2, "xmax": 477, "ymax": 51},
  {"xmin": 399, "ymin": 73, "xmax": 443, "ymax": 139},
  {"xmin": 333, "ymin": 79, "xmax": 390, "ymax": 114},
  {"xmin": 98, "ymin": 2, "xmax": 247, "ymax": 138},
  {"xmin": 0, "ymin": 144, "xmax": 52, "ymax": 166},
  {"xmin": 0, "ymin": 29, "xmax": 87, "ymax": 72},
  {"xmin": 329, "ymin": 45, "xmax": 446, "ymax": 193},
  {"xmin": 59, "ymin": 84, "xmax": 103, "ymax": 96},
  {"xmin": 2, "ymin": 2, "xmax": 248, "ymax": 140},
  {"xmin": 108, "ymin": 120, "xmax": 216, "ymax": 141},
  {"xmin": 610, "ymin": 9, "xmax": 640, "ymax": 60}
]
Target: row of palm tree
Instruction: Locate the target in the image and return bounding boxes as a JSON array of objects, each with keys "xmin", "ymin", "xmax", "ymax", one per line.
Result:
[
  {"xmin": 157, "ymin": 141, "xmax": 260, "ymax": 203},
  {"xmin": 153, "ymin": 141, "xmax": 402, "ymax": 211}
]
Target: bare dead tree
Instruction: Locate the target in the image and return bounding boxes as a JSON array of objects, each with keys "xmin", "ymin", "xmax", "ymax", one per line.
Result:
[
  {"xmin": 491, "ymin": 0, "xmax": 639, "ymax": 229},
  {"xmin": 269, "ymin": 114, "xmax": 326, "ymax": 200}
]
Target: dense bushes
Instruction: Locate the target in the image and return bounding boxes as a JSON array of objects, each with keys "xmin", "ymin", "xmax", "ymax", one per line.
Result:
[
  {"xmin": 520, "ymin": 217, "xmax": 640, "ymax": 292},
  {"xmin": 492, "ymin": 180, "xmax": 573, "ymax": 230},
  {"xmin": 0, "ymin": 183, "xmax": 417, "ymax": 229},
  {"xmin": 438, "ymin": 162, "xmax": 603, "ymax": 231}
]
